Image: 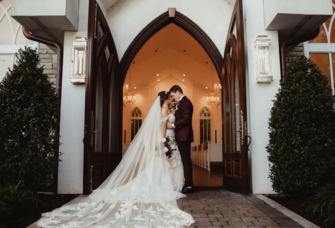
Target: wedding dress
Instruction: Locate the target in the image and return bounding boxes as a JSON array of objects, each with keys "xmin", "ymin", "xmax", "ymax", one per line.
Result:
[
  {"xmin": 37, "ymin": 97, "xmax": 194, "ymax": 228},
  {"xmin": 164, "ymin": 113, "xmax": 184, "ymax": 194}
]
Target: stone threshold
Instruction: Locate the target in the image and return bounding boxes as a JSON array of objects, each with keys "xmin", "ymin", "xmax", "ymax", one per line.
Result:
[{"xmin": 255, "ymin": 194, "xmax": 319, "ymax": 228}]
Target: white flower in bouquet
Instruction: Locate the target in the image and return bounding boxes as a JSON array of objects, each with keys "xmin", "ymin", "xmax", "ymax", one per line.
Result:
[
  {"xmin": 171, "ymin": 145, "xmax": 177, "ymax": 149},
  {"xmin": 162, "ymin": 138, "xmax": 166, "ymax": 142},
  {"xmin": 163, "ymin": 147, "xmax": 169, "ymax": 152}
]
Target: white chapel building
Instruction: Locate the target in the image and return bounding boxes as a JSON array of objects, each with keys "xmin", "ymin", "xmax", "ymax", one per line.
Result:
[{"xmin": 0, "ymin": 0, "xmax": 334, "ymax": 195}]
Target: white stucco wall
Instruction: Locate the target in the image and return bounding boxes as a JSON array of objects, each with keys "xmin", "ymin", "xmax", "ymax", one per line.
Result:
[
  {"xmin": 244, "ymin": 0, "xmax": 279, "ymax": 194},
  {"xmin": 57, "ymin": 0, "xmax": 89, "ymax": 194},
  {"xmin": 106, "ymin": 0, "xmax": 234, "ymax": 59}
]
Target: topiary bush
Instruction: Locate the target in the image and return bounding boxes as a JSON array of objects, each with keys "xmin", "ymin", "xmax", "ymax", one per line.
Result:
[
  {"xmin": 0, "ymin": 47, "xmax": 61, "ymax": 190},
  {"xmin": 267, "ymin": 56, "xmax": 335, "ymax": 196}
]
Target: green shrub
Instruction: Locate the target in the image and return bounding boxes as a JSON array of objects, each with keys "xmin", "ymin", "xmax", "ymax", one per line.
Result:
[
  {"xmin": 267, "ymin": 56, "xmax": 335, "ymax": 196},
  {"xmin": 0, "ymin": 181, "xmax": 42, "ymax": 217},
  {"xmin": 308, "ymin": 183, "xmax": 335, "ymax": 225},
  {"xmin": 0, "ymin": 47, "xmax": 61, "ymax": 190}
]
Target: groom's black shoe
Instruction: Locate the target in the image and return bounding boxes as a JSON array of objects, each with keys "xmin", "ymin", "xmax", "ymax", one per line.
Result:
[{"xmin": 181, "ymin": 186, "xmax": 194, "ymax": 194}]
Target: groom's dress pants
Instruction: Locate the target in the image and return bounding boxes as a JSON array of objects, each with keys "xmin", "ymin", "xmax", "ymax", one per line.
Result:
[{"xmin": 178, "ymin": 141, "xmax": 193, "ymax": 187}]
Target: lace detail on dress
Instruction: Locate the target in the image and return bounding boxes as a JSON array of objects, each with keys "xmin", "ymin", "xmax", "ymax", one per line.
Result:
[
  {"xmin": 36, "ymin": 98, "xmax": 194, "ymax": 228},
  {"xmin": 37, "ymin": 199, "xmax": 194, "ymax": 228},
  {"xmin": 161, "ymin": 113, "xmax": 175, "ymax": 123},
  {"xmin": 161, "ymin": 116, "xmax": 169, "ymax": 122},
  {"xmin": 163, "ymin": 114, "xmax": 184, "ymax": 193}
]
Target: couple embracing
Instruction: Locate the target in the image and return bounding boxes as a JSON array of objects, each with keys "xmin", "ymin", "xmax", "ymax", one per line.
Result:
[{"xmin": 37, "ymin": 85, "xmax": 195, "ymax": 227}]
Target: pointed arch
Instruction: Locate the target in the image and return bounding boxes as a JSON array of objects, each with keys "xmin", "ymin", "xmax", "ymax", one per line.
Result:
[
  {"xmin": 120, "ymin": 11, "xmax": 223, "ymax": 83},
  {"xmin": 200, "ymin": 107, "xmax": 211, "ymax": 117},
  {"xmin": 131, "ymin": 107, "xmax": 142, "ymax": 118}
]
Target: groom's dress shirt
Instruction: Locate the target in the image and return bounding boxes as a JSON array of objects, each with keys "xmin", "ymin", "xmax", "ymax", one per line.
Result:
[{"xmin": 173, "ymin": 95, "xmax": 185, "ymax": 128}]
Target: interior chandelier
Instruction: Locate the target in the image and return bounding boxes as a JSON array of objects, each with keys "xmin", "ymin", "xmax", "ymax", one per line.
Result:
[
  {"xmin": 207, "ymin": 92, "xmax": 220, "ymax": 106},
  {"xmin": 123, "ymin": 63, "xmax": 136, "ymax": 106},
  {"xmin": 213, "ymin": 83, "xmax": 222, "ymax": 94},
  {"xmin": 123, "ymin": 84, "xmax": 136, "ymax": 106},
  {"xmin": 207, "ymin": 62, "xmax": 220, "ymax": 106}
]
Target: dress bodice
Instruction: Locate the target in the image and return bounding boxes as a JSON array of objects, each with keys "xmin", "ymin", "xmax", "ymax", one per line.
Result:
[
  {"xmin": 167, "ymin": 113, "xmax": 175, "ymax": 123},
  {"xmin": 161, "ymin": 113, "xmax": 175, "ymax": 123},
  {"xmin": 163, "ymin": 114, "xmax": 175, "ymax": 137}
]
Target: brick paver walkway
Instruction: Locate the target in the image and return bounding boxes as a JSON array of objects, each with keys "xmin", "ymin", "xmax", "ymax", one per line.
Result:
[{"xmin": 179, "ymin": 189, "xmax": 303, "ymax": 228}]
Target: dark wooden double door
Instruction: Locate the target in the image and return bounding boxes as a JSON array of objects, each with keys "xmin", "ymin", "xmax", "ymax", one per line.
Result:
[
  {"xmin": 222, "ymin": 0, "xmax": 250, "ymax": 194},
  {"xmin": 83, "ymin": 2, "xmax": 122, "ymax": 194},
  {"xmin": 83, "ymin": 0, "xmax": 249, "ymax": 194}
]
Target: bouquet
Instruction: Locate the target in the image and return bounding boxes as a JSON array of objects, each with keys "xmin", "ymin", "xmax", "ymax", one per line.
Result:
[{"xmin": 162, "ymin": 136, "xmax": 178, "ymax": 159}]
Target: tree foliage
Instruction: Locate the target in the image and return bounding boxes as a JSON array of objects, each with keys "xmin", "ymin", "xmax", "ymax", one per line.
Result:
[
  {"xmin": 0, "ymin": 47, "xmax": 60, "ymax": 190},
  {"xmin": 267, "ymin": 56, "xmax": 335, "ymax": 196}
]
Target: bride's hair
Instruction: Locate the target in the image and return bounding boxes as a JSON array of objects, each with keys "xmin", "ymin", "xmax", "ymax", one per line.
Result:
[{"xmin": 158, "ymin": 91, "xmax": 170, "ymax": 107}]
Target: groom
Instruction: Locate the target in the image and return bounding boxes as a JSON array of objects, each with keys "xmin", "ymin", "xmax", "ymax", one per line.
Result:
[{"xmin": 167, "ymin": 85, "xmax": 194, "ymax": 194}]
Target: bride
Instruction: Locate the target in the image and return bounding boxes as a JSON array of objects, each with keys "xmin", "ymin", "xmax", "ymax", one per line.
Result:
[
  {"xmin": 160, "ymin": 91, "xmax": 184, "ymax": 193},
  {"xmin": 37, "ymin": 91, "xmax": 194, "ymax": 228}
]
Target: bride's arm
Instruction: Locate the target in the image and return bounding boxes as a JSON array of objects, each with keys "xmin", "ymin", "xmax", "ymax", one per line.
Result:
[
  {"xmin": 161, "ymin": 108, "xmax": 168, "ymax": 138},
  {"xmin": 162, "ymin": 121, "xmax": 167, "ymax": 138}
]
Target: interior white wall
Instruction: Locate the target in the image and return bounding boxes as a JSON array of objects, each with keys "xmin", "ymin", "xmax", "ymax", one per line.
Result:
[
  {"xmin": 192, "ymin": 86, "xmax": 222, "ymax": 146},
  {"xmin": 244, "ymin": 0, "xmax": 280, "ymax": 194},
  {"xmin": 105, "ymin": 0, "xmax": 233, "ymax": 60},
  {"xmin": 57, "ymin": 0, "xmax": 89, "ymax": 194}
]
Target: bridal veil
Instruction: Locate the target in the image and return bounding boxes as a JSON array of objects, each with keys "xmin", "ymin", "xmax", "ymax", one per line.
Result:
[{"xmin": 37, "ymin": 97, "xmax": 194, "ymax": 228}]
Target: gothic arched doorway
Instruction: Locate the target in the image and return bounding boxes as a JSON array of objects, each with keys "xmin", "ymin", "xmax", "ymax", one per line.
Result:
[{"xmin": 84, "ymin": 0, "xmax": 250, "ymax": 194}]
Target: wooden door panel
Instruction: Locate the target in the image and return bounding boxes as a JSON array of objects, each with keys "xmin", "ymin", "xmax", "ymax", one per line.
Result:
[
  {"xmin": 233, "ymin": 159, "xmax": 241, "ymax": 178},
  {"xmin": 222, "ymin": 0, "xmax": 249, "ymax": 194},
  {"xmin": 84, "ymin": 1, "xmax": 122, "ymax": 194},
  {"xmin": 93, "ymin": 161, "xmax": 105, "ymax": 178},
  {"xmin": 225, "ymin": 159, "xmax": 232, "ymax": 177},
  {"xmin": 108, "ymin": 160, "xmax": 118, "ymax": 174}
]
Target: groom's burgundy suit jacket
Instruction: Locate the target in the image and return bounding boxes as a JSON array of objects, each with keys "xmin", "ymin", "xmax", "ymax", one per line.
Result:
[{"xmin": 174, "ymin": 96, "xmax": 194, "ymax": 143}]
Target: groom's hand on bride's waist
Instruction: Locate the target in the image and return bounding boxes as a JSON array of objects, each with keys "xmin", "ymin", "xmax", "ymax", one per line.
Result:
[{"xmin": 167, "ymin": 121, "xmax": 174, "ymax": 129}]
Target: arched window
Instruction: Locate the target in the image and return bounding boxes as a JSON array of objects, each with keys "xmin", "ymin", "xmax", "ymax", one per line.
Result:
[
  {"xmin": 306, "ymin": 3, "xmax": 335, "ymax": 93},
  {"xmin": 200, "ymin": 107, "xmax": 211, "ymax": 143},
  {"xmin": 131, "ymin": 107, "xmax": 142, "ymax": 141}
]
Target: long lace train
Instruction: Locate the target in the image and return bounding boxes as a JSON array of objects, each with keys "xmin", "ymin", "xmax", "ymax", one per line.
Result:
[{"xmin": 37, "ymin": 97, "xmax": 194, "ymax": 228}]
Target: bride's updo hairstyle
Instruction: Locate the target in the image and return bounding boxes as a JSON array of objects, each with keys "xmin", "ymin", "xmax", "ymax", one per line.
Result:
[{"xmin": 158, "ymin": 91, "xmax": 170, "ymax": 107}]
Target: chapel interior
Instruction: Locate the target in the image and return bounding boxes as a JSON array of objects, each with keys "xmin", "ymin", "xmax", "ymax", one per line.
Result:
[{"xmin": 122, "ymin": 24, "xmax": 223, "ymax": 187}]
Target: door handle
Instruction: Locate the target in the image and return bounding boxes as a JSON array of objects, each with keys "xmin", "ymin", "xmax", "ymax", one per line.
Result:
[
  {"xmin": 247, "ymin": 135, "xmax": 252, "ymax": 148},
  {"xmin": 234, "ymin": 110, "xmax": 244, "ymax": 146}
]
